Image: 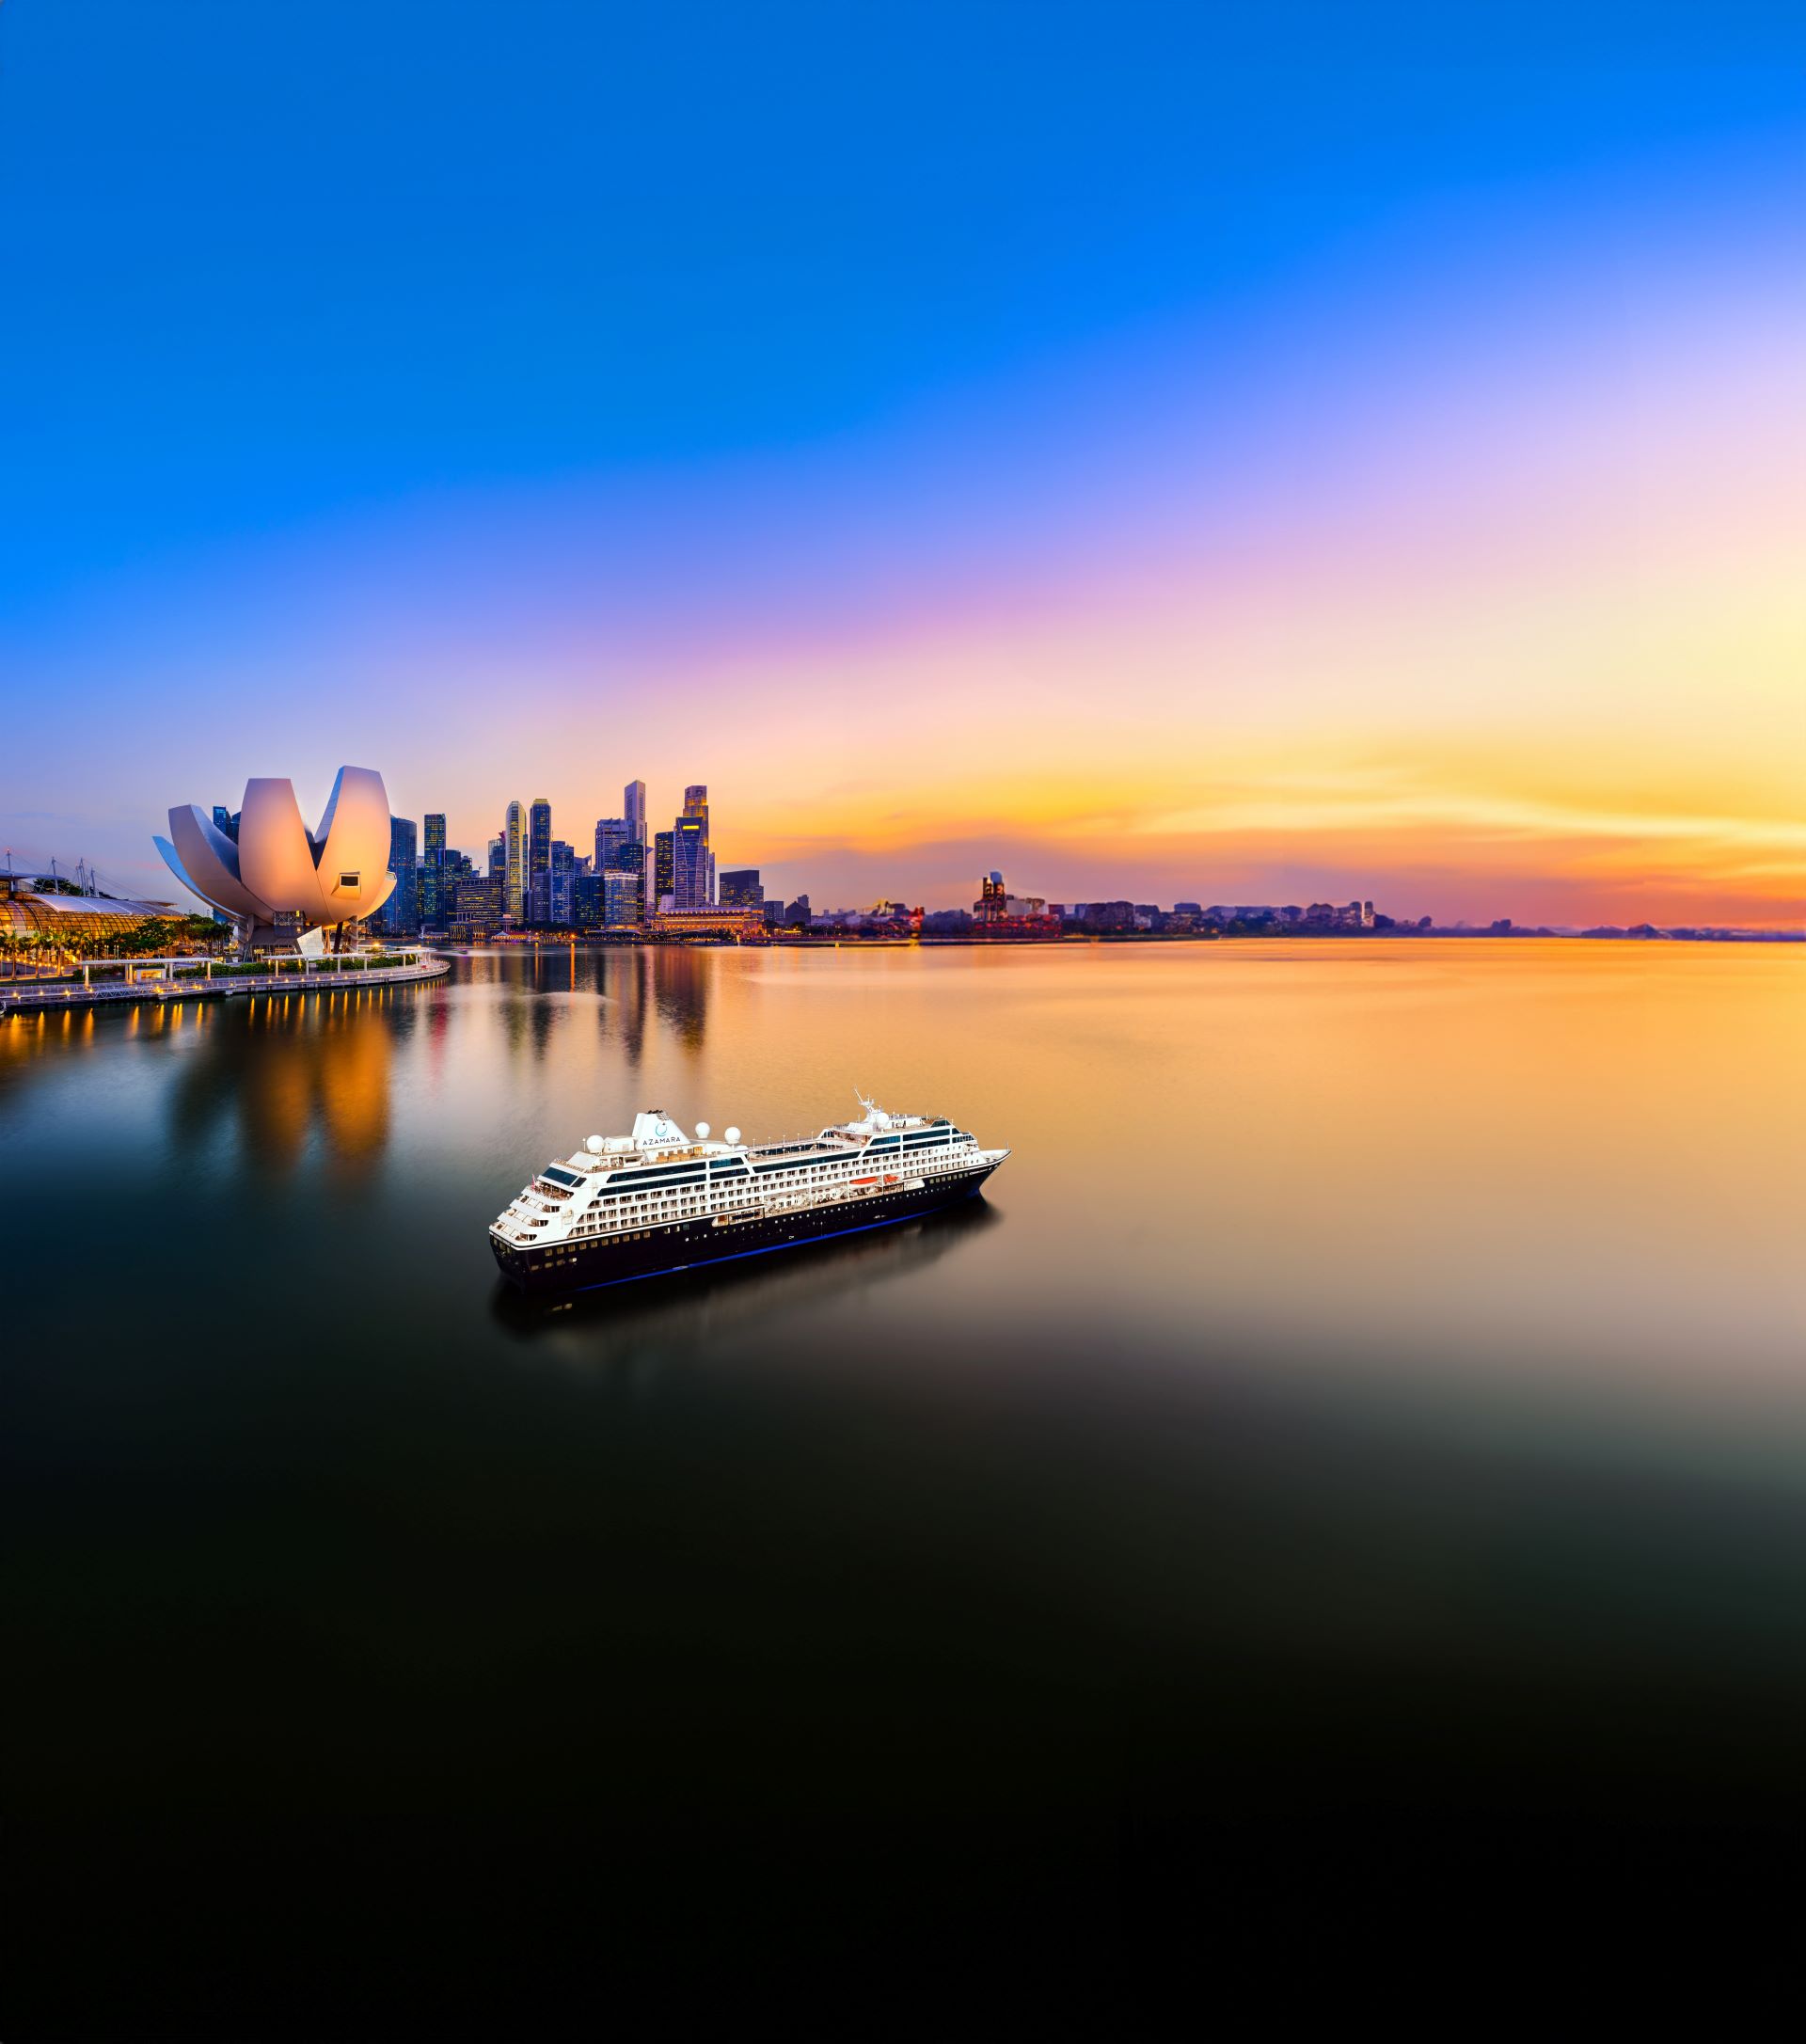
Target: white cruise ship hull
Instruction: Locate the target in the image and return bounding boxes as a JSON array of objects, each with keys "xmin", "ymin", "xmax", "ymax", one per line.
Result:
[{"xmin": 491, "ymin": 1157, "xmax": 1000, "ymax": 1296}]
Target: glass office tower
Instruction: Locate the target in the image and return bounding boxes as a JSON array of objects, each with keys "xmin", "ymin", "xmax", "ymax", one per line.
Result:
[
  {"xmin": 673, "ymin": 785, "xmax": 712, "ymax": 909},
  {"xmin": 529, "ymin": 799, "xmax": 552, "ymax": 924},
  {"xmin": 603, "ymin": 867, "xmax": 644, "ymax": 927},
  {"xmin": 653, "ymin": 831, "xmax": 674, "ymax": 911},
  {"xmin": 417, "ymin": 813, "xmax": 447, "ymax": 926},
  {"xmin": 594, "ymin": 817, "xmax": 629, "ymax": 871},
  {"xmin": 504, "ymin": 801, "xmax": 525, "ymax": 921},
  {"xmin": 673, "ymin": 816, "xmax": 708, "ymax": 910},
  {"xmin": 382, "ymin": 817, "xmax": 420, "ymax": 935}
]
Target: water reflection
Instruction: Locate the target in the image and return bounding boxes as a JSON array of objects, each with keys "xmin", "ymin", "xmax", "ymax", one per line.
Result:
[
  {"xmin": 491, "ymin": 1197, "xmax": 1000, "ymax": 1372},
  {"xmin": 8, "ymin": 940, "xmax": 1806, "ymax": 2034},
  {"xmin": 452, "ymin": 943, "xmax": 699, "ymax": 1070},
  {"xmin": 167, "ymin": 987, "xmax": 400, "ymax": 1180},
  {"xmin": 0, "ymin": 1000, "xmax": 98, "ymax": 1085}
]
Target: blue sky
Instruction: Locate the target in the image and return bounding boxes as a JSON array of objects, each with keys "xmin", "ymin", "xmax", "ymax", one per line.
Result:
[{"xmin": 4, "ymin": 3, "xmax": 1803, "ymax": 917}]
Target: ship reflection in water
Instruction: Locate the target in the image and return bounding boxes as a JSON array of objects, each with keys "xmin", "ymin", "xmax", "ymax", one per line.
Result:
[
  {"xmin": 6, "ymin": 941, "xmax": 1806, "ymax": 2026},
  {"xmin": 492, "ymin": 1196, "xmax": 1002, "ymax": 1368}
]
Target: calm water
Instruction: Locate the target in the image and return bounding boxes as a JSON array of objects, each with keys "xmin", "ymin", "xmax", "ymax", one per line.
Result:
[{"xmin": 6, "ymin": 941, "xmax": 1806, "ymax": 2024}]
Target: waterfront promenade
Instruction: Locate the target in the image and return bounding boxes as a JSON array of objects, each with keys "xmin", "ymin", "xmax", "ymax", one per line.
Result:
[{"xmin": 0, "ymin": 951, "xmax": 449, "ymax": 1018}]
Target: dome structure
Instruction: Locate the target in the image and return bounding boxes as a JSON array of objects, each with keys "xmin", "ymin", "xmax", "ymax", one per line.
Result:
[{"xmin": 154, "ymin": 767, "xmax": 397, "ymax": 935}]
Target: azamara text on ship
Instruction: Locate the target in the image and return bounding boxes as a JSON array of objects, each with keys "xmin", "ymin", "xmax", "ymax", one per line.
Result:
[{"xmin": 490, "ymin": 1095, "xmax": 1009, "ymax": 1294}]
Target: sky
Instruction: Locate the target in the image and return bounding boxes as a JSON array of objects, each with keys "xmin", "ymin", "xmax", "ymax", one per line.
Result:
[{"xmin": 3, "ymin": 1, "xmax": 1803, "ymax": 923}]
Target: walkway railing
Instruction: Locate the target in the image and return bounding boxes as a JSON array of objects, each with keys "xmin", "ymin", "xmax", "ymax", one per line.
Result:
[{"xmin": 0, "ymin": 953, "xmax": 450, "ymax": 1017}]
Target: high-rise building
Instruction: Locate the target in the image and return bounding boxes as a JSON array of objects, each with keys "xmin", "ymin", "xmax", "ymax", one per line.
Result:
[
  {"xmin": 550, "ymin": 839, "xmax": 574, "ymax": 924},
  {"xmin": 624, "ymin": 780, "xmax": 646, "ymax": 846},
  {"xmin": 594, "ymin": 817, "xmax": 629, "ymax": 871},
  {"xmin": 416, "ymin": 814, "xmax": 448, "ymax": 926},
  {"xmin": 603, "ymin": 867, "xmax": 644, "ymax": 927},
  {"xmin": 488, "ymin": 834, "xmax": 504, "ymax": 879},
  {"xmin": 452, "ymin": 876, "xmax": 503, "ymax": 932},
  {"xmin": 673, "ymin": 816, "xmax": 707, "ymax": 910},
  {"xmin": 529, "ymin": 799, "xmax": 552, "ymax": 924},
  {"xmin": 382, "ymin": 817, "xmax": 420, "ymax": 935},
  {"xmin": 786, "ymin": 895, "xmax": 811, "ymax": 927},
  {"xmin": 673, "ymin": 785, "xmax": 711, "ymax": 911},
  {"xmin": 653, "ymin": 831, "xmax": 674, "ymax": 911},
  {"xmin": 673, "ymin": 784, "xmax": 713, "ymax": 908},
  {"xmin": 600, "ymin": 837, "xmax": 646, "ymax": 927},
  {"xmin": 720, "ymin": 868, "xmax": 763, "ymax": 910},
  {"xmin": 211, "ymin": 804, "xmax": 238, "ymax": 842},
  {"xmin": 504, "ymin": 801, "xmax": 525, "ymax": 920},
  {"xmin": 573, "ymin": 872, "xmax": 603, "ymax": 926}
]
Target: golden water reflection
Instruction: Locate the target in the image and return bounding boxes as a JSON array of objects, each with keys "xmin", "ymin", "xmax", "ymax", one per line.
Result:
[{"xmin": 5, "ymin": 940, "xmax": 1802, "ymax": 1388}]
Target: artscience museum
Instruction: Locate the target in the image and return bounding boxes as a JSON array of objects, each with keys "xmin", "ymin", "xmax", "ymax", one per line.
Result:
[{"xmin": 155, "ymin": 767, "xmax": 397, "ymax": 951}]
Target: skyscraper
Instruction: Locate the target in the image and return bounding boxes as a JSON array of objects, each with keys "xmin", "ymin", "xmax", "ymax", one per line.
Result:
[
  {"xmin": 604, "ymin": 836, "xmax": 645, "ymax": 927},
  {"xmin": 417, "ymin": 813, "xmax": 448, "ymax": 926},
  {"xmin": 594, "ymin": 816, "xmax": 629, "ymax": 871},
  {"xmin": 653, "ymin": 831, "xmax": 673, "ymax": 911},
  {"xmin": 382, "ymin": 816, "xmax": 419, "ymax": 935},
  {"xmin": 504, "ymin": 801, "xmax": 525, "ymax": 920},
  {"xmin": 621, "ymin": 782, "xmax": 650, "ymax": 927},
  {"xmin": 603, "ymin": 865, "xmax": 644, "ymax": 928},
  {"xmin": 529, "ymin": 798, "xmax": 551, "ymax": 924},
  {"xmin": 673, "ymin": 816, "xmax": 708, "ymax": 910},
  {"xmin": 550, "ymin": 838, "xmax": 574, "ymax": 924},
  {"xmin": 673, "ymin": 784, "xmax": 711, "ymax": 910},
  {"xmin": 720, "ymin": 868, "xmax": 763, "ymax": 910},
  {"xmin": 488, "ymin": 834, "xmax": 504, "ymax": 879}
]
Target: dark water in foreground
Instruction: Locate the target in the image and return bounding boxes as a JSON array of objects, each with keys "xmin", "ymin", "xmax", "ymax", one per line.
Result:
[{"xmin": 5, "ymin": 942, "xmax": 1805, "ymax": 2026}]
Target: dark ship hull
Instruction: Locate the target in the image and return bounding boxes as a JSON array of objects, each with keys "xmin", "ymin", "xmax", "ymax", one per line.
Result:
[{"xmin": 491, "ymin": 1162, "xmax": 997, "ymax": 1296}]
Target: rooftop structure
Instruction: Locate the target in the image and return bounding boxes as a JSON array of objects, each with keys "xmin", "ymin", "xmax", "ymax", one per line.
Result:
[
  {"xmin": 2, "ymin": 874, "xmax": 181, "ymax": 944},
  {"xmin": 647, "ymin": 904, "xmax": 768, "ymax": 943}
]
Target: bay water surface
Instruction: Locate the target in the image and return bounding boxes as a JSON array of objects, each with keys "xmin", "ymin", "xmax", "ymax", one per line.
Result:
[{"xmin": 6, "ymin": 941, "xmax": 1804, "ymax": 2024}]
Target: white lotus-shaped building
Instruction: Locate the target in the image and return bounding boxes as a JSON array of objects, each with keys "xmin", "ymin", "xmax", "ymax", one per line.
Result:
[{"xmin": 155, "ymin": 768, "xmax": 397, "ymax": 935}]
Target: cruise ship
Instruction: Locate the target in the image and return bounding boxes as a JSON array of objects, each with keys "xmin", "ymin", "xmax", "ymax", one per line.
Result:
[{"xmin": 489, "ymin": 1097, "xmax": 1009, "ymax": 1295}]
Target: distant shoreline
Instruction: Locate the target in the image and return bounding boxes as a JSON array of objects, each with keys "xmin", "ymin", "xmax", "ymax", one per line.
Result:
[{"xmin": 430, "ymin": 926, "xmax": 1804, "ymax": 951}]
